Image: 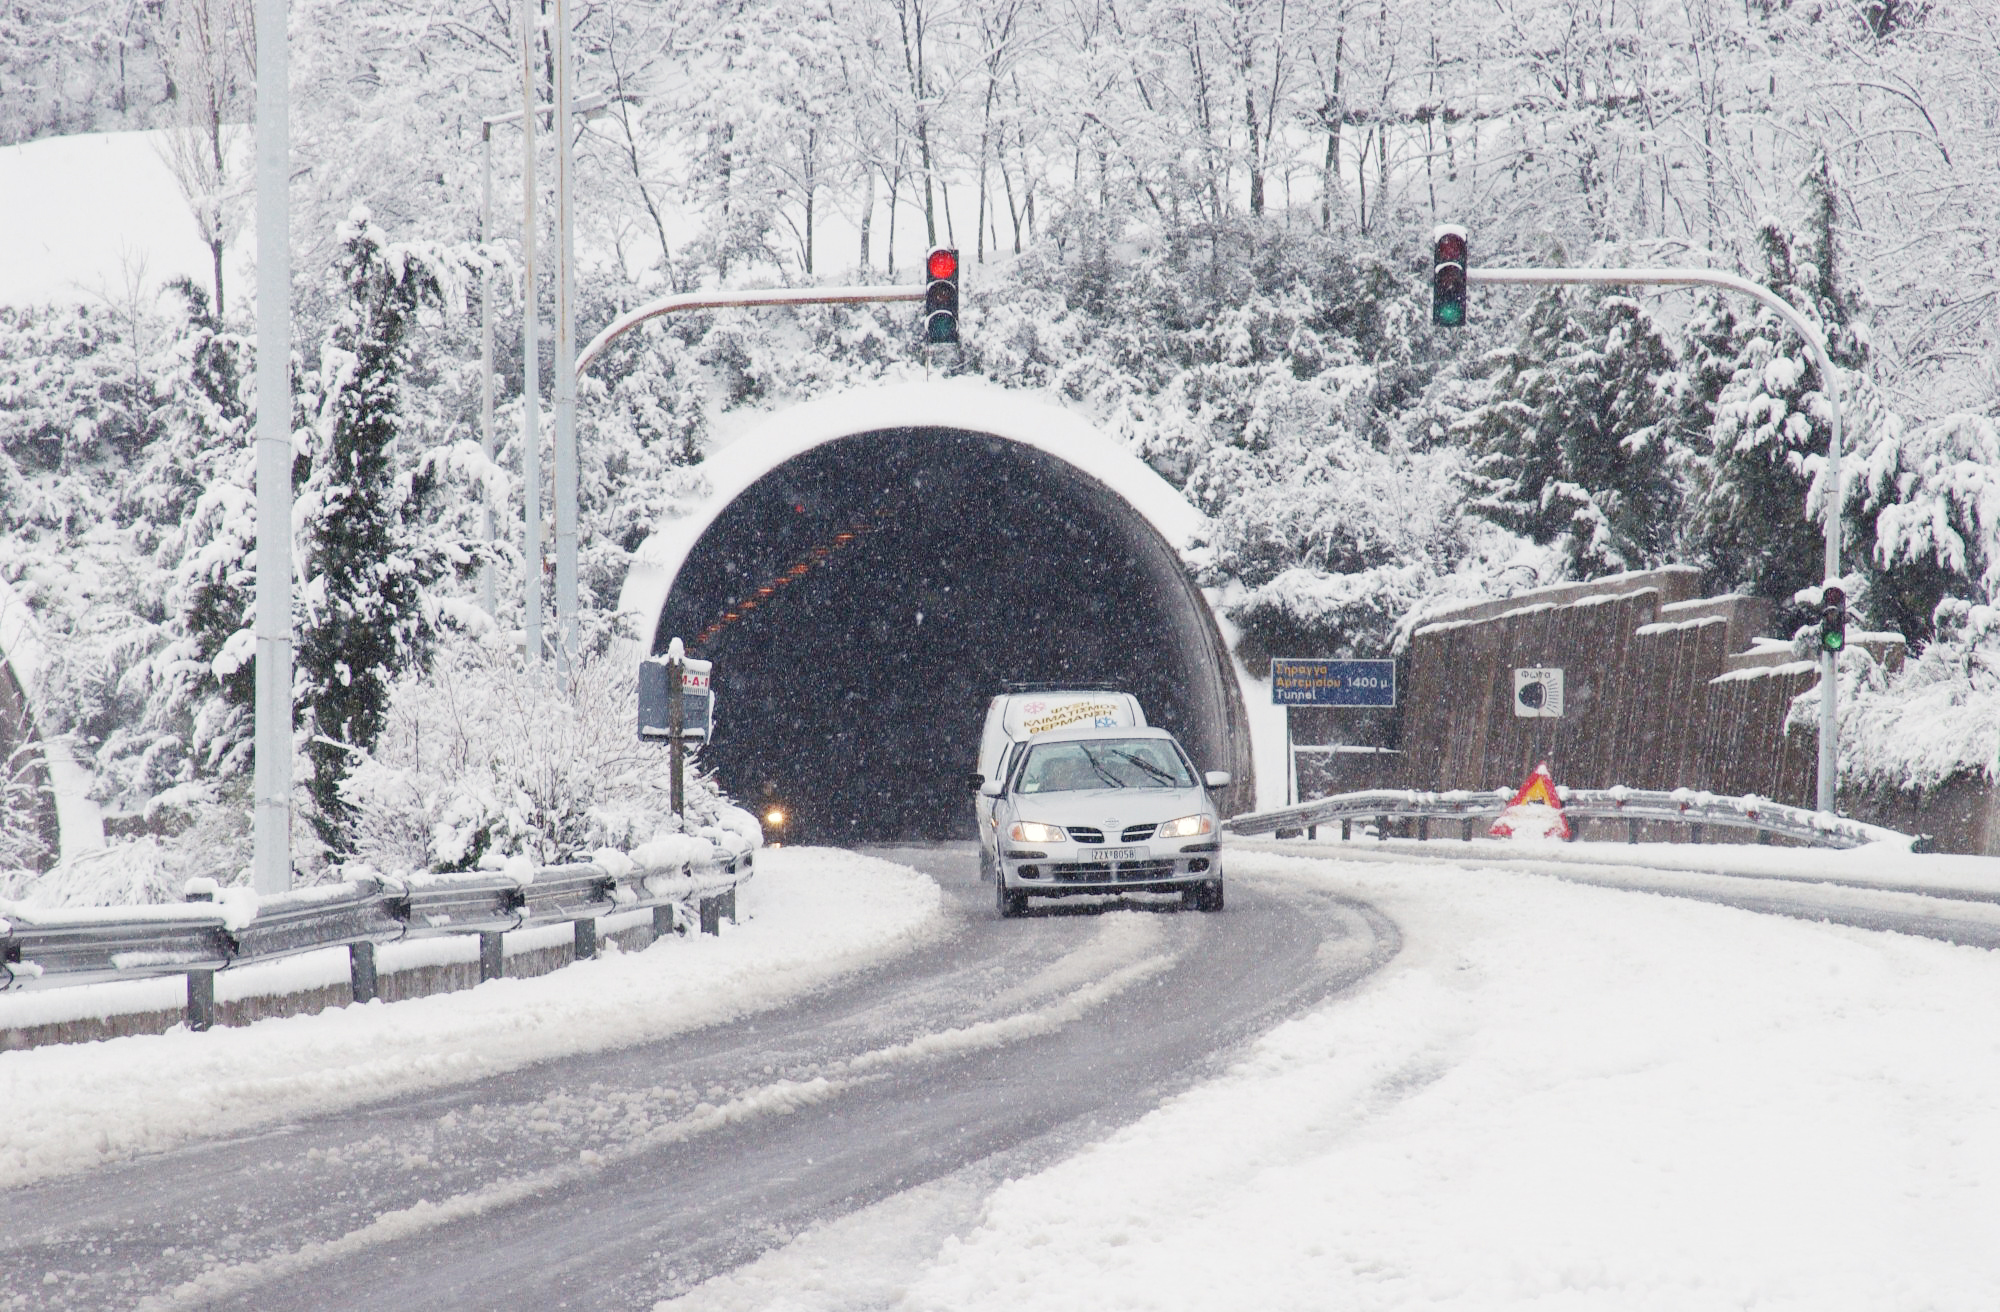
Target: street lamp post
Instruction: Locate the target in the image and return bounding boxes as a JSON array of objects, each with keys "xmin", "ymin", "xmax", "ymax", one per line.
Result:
[
  {"xmin": 477, "ymin": 122, "xmax": 497, "ymax": 618},
  {"xmin": 517, "ymin": 0, "xmax": 541, "ymax": 663},
  {"xmin": 552, "ymin": 0, "xmax": 579, "ymax": 668},
  {"xmin": 479, "ymin": 78, "xmax": 612, "ymax": 648},
  {"xmin": 251, "ymin": 0, "xmax": 291, "ymax": 894}
]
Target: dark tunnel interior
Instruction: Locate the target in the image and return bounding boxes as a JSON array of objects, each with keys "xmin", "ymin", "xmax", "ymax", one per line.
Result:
[{"xmin": 652, "ymin": 428, "xmax": 1250, "ymax": 843}]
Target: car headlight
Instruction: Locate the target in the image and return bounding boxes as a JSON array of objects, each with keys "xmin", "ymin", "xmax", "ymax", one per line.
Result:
[
  {"xmin": 1010, "ymin": 821, "xmax": 1068, "ymax": 843},
  {"xmin": 1155, "ymin": 814, "xmax": 1213, "ymax": 839}
]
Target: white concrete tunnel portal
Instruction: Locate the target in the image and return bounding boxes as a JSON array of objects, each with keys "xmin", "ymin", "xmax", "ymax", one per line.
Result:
[{"xmin": 620, "ymin": 385, "xmax": 1271, "ymax": 844}]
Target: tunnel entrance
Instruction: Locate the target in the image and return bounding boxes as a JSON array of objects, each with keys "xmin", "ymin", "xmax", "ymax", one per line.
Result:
[{"xmin": 652, "ymin": 427, "xmax": 1248, "ymax": 844}]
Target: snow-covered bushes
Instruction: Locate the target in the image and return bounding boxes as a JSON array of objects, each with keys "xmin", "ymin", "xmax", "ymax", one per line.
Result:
[
  {"xmin": 1856, "ymin": 412, "xmax": 2000, "ymax": 646},
  {"xmin": 339, "ymin": 635, "xmax": 743, "ymax": 875},
  {"xmin": 1837, "ymin": 600, "xmax": 2000, "ymax": 796}
]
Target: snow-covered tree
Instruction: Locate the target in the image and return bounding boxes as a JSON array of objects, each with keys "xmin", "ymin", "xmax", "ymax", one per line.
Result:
[
  {"xmin": 1689, "ymin": 157, "xmax": 1870, "ymax": 609},
  {"xmin": 1855, "ymin": 412, "xmax": 2000, "ymax": 645},
  {"xmin": 295, "ymin": 208, "xmax": 476, "ymax": 854},
  {"xmin": 1837, "ymin": 598, "xmax": 2000, "ymax": 798},
  {"xmin": 1458, "ymin": 287, "xmax": 1685, "ymax": 577},
  {"xmin": 158, "ymin": 0, "xmax": 253, "ymax": 318},
  {"xmin": 0, "ymin": 739, "xmax": 54, "ymax": 881},
  {"xmin": 128, "ymin": 279, "xmax": 258, "ymax": 785}
]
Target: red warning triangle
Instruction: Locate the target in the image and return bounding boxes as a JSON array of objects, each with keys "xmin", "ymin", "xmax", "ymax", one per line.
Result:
[
  {"xmin": 1506, "ymin": 761, "xmax": 1563, "ymax": 809},
  {"xmin": 1490, "ymin": 760, "xmax": 1571, "ymax": 840}
]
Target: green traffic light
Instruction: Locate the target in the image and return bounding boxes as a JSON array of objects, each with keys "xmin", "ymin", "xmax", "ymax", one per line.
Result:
[
  {"xmin": 1435, "ymin": 302, "xmax": 1465, "ymax": 327},
  {"xmin": 1821, "ymin": 628, "xmax": 1845, "ymax": 652}
]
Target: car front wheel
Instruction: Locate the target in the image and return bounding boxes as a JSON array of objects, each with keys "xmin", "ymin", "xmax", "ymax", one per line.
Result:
[
  {"xmin": 996, "ymin": 876, "xmax": 1027, "ymax": 918},
  {"xmin": 1185, "ymin": 877, "xmax": 1225, "ymax": 913}
]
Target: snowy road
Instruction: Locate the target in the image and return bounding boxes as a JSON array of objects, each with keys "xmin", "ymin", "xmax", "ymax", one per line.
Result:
[{"xmin": 3, "ymin": 846, "xmax": 1394, "ymax": 1311}]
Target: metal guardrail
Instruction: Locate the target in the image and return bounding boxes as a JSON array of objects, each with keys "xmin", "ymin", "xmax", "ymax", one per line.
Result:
[
  {"xmin": 0, "ymin": 845, "xmax": 754, "ymax": 1031},
  {"xmin": 1226, "ymin": 787, "xmax": 1918, "ymax": 851}
]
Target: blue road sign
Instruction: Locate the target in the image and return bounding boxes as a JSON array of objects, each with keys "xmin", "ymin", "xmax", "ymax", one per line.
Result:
[{"xmin": 1271, "ymin": 658, "xmax": 1396, "ymax": 707}]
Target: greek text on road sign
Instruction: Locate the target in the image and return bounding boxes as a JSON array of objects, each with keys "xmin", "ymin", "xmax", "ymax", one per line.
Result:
[
  {"xmin": 1513, "ymin": 667, "xmax": 1565, "ymax": 718},
  {"xmin": 1271, "ymin": 658, "xmax": 1396, "ymax": 707}
]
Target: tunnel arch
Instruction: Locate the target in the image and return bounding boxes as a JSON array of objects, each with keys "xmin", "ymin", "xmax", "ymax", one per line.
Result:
[{"xmin": 618, "ymin": 381, "xmax": 1283, "ymax": 843}]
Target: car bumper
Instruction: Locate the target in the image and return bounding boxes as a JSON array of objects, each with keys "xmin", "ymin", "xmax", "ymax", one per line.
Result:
[{"xmin": 998, "ymin": 847, "xmax": 1219, "ymax": 896}]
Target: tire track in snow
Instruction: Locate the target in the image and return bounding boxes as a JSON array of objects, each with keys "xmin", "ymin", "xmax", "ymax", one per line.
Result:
[{"xmin": 131, "ymin": 916, "xmax": 1185, "ymax": 1309}]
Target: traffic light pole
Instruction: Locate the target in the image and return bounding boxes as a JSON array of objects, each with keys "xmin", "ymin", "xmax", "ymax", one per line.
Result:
[{"xmin": 1467, "ymin": 265, "xmax": 1845, "ymax": 815}]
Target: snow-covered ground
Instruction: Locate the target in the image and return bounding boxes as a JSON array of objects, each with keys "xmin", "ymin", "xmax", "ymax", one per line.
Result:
[
  {"xmin": 667, "ymin": 845, "xmax": 2000, "ymax": 1311},
  {"xmin": 0, "ymin": 847, "xmax": 943, "ymax": 1189}
]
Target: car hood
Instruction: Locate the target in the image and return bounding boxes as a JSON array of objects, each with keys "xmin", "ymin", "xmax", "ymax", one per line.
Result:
[{"xmin": 1005, "ymin": 787, "xmax": 1211, "ymax": 833}]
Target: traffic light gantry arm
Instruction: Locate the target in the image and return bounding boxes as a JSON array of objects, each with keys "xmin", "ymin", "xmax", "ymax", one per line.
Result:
[{"xmin": 575, "ymin": 282, "xmax": 928, "ymax": 380}]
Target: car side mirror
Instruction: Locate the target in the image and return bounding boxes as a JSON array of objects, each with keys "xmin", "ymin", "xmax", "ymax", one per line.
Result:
[
  {"xmin": 979, "ymin": 779, "xmax": 1005, "ymax": 798},
  {"xmin": 1204, "ymin": 771, "xmax": 1232, "ymax": 790},
  {"xmin": 967, "ymin": 772, "xmax": 985, "ymax": 793}
]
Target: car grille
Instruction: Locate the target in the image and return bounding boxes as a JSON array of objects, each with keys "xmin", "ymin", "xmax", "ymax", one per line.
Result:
[
  {"xmin": 1066, "ymin": 826, "xmax": 1105, "ymax": 844},
  {"xmin": 1120, "ymin": 823, "xmax": 1157, "ymax": 843},
  {"xmin": 1050, "ymin": 860, "xmax": 1177, "ymax": 882}
]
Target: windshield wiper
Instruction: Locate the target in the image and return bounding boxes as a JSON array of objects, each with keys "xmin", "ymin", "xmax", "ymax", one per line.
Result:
[
  {"xmin": 1109, "ymin": 749, "xmax": 1177, "ymax": 785},
  {"xmin": 1079, "ymin": 747, "xmax": 1127, "ymax": 788}
]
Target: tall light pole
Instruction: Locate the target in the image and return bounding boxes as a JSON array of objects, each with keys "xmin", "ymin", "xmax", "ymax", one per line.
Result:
[
  {"xmin": 551, "ymin": 0, "xmax": 579, "ymax": 667},
  {"xmin": 251, "ymin": 0, "xmax": 291, "ymax": 894},
  {"xmin": 478, "ymin": 121, "xmax": 498, "ymax": 618},
  {"xmin": 518, "ymin": 0, "xmax": 543, "ymax": 663},
  {"xmin": 481, "ymin": 89, "xmax": 612, "ymax": 635}
]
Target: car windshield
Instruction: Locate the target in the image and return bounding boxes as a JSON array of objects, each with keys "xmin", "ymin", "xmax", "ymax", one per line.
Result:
[{"xmin": 1015, "ymin": 738, "xmax": 1195, "ymax": 793}]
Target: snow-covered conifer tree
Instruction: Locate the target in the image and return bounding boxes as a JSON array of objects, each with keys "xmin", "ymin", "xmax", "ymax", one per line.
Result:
[
  {"xmin": 1688, "ymin": 154, "xmax": 1866, "ymax": 609},
  {"xmin": 1458, "ymin": 287, "xmax": 1684, "ymax": 577},
  {"xmin": 1855, "ymin": 412, "xmax": 2000, "ymax": 644},
  {"xmin": 132, "ymin": 279, "xmax": 258, "ymax": 784},
  {"xmin": 295, "ymin": 207, "xmax": 470, "ymax": 855}
]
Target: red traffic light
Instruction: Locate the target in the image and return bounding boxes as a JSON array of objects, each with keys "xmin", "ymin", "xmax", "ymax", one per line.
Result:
[
  {"xmin": 1435, "ymin": 232, "xmax": 1467, "ymax": 265},
  {"xmin": 927, "ymin": 247, "xmax": 958, "ymax": 280}
]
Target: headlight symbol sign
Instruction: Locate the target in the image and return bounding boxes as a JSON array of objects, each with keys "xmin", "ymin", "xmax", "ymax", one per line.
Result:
[{"xmin": 1513, "ymin": 667, "xmax": 1565, "ymax": 719}]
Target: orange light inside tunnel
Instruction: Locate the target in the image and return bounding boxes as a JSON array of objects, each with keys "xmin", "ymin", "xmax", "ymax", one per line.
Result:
[{"xmin": 764, "ymin": 808, "xmax": 785, "ymax": 826}]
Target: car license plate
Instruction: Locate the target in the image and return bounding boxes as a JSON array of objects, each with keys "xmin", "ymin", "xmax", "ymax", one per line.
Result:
[{"xmin": 1088, "ymin": 846, "xmax": 1143, "ymax": 862}]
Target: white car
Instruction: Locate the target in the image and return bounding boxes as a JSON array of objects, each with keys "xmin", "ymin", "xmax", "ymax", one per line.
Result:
[
  {"xmin": 970, "ymin": 688, "xmax": 1147, "ymax": 879},
  {"xmin": 980, "ymin": 724, "xmax": 1229, "ymax": 917}
]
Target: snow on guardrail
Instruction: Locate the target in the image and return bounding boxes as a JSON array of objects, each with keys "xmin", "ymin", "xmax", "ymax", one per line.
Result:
[
  {"xmin": 1226, "ymin": 786, "xmax": 1916, "ymax": 851},
  {"xmin": 0, "ymin": 838, "xmax": 756, "ymax": 1033}
]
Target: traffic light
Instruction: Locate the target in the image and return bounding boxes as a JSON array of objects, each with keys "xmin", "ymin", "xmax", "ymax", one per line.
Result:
[
  {"xmin": 924, "ymin": 247, "xmax": 960, "ymax": 345},
  {"xmin": 1432, "ymin": 226, "xmax": 1468, "ymax": 327},
  {"xmin": 1819, "ymin": 585, "xmax": 1847, "ymax": 653}
]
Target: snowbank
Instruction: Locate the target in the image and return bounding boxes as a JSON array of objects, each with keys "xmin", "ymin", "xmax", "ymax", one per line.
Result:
[
  {"xmin": 895, "ymin": 849, "xmax": 2000, "ymax": 1310},
  {"xmin": 0, "ymin": 847, "xmax": 944, "ymax": 1189}
]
